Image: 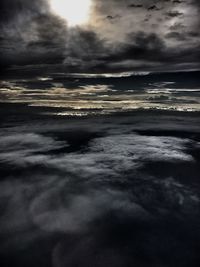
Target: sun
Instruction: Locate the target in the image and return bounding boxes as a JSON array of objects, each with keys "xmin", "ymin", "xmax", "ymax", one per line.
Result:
[{"xmin": 50, "ymin": 0, "xmax": 92, "ymax": 26}]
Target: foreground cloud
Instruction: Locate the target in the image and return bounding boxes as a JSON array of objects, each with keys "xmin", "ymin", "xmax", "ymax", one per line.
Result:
[{"xmin": 0, "ymin": 109, "xmax": 199, "ymax": 266}]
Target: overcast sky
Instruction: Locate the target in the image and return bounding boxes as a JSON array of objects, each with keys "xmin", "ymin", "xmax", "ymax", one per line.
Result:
[{"xmin": 0, "ymin": 0, "xmax": 200, "ymax": 73}]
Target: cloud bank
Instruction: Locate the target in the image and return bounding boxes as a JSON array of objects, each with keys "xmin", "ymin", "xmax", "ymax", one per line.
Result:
[{"xmin": 0, "ymin": 0, "xmax": 200, "ymax": 73}]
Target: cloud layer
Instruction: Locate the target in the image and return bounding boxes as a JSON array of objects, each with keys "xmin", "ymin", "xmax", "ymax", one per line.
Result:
[
  {"xmin": 0, "ymin": 109, "xmax": 200, "ymax": 266},
  {"xmin": 0, "ymin": 0, "xmax": 200, "ymax": 72}
]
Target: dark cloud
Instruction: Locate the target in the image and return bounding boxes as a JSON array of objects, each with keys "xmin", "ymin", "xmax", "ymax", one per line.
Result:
[
  {"xmin": 98, "ymin": 31, "xmax": 200, "ymax": 72},
  {"xmin": 147, "ymin": 5, "xmax": 160, "ymax": 11},
  {"xmin": 169, "ymin": 22, "xmax": 185, "ymax": 31},
  {"xmin": 128, "ymin": 4, "xmax": 143, "ymax": 8},
  {"xmin": 0, "ymin": 0, "xmax": 200, "ymax": 73},
  {"xmin": 173, "ymin": 0, "xmax": 184, "ymax": 3},
  {"xmin": 165, "ymin": 10, "xmax": 183, "ymax": 17},
  {"xmin": 106, "ymin": 15, "xmax": 121, "ymax": 21},
  {"xmin": 0, "ymin": 0, "xmax": 48, "ymax": 22},
  {"xmin": 0, "ymin": 1, "xmax": 67, "ymax": 68},
  {"xmin": 165, "ymin": 31, "xmax": 187, "ymax": 41}
]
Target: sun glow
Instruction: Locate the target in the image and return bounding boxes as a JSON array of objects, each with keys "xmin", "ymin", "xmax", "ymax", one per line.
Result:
[{"xmin": 50, "ymin": 0, "xmax": 91, "ymax": 26}]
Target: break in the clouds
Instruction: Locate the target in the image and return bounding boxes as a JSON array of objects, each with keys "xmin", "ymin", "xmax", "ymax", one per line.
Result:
[{"xmin": 0, "ymin": 0, "xmax": 200, "ymax": 73}]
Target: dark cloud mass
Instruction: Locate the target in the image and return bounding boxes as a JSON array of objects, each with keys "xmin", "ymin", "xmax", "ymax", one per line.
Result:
[{"xmin": 0, "ymin": 0, "xmax": 199, "ymax": 73}]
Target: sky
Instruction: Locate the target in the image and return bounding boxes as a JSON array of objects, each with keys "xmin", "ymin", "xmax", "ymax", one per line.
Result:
[{"xmin": 0, "ymin": 0, "xmax": 200, "ymax": 73}]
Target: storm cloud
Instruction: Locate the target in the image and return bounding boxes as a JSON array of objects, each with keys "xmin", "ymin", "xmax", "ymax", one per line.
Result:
[{"xmin": 0, "ymin": 0, "xmax": 200, "ymax": 73}]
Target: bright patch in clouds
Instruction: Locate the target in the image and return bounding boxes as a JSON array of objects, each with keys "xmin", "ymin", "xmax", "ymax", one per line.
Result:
[{"xmin": 50, "ymin": 0, "xmax": 91, "ymax": 26}]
